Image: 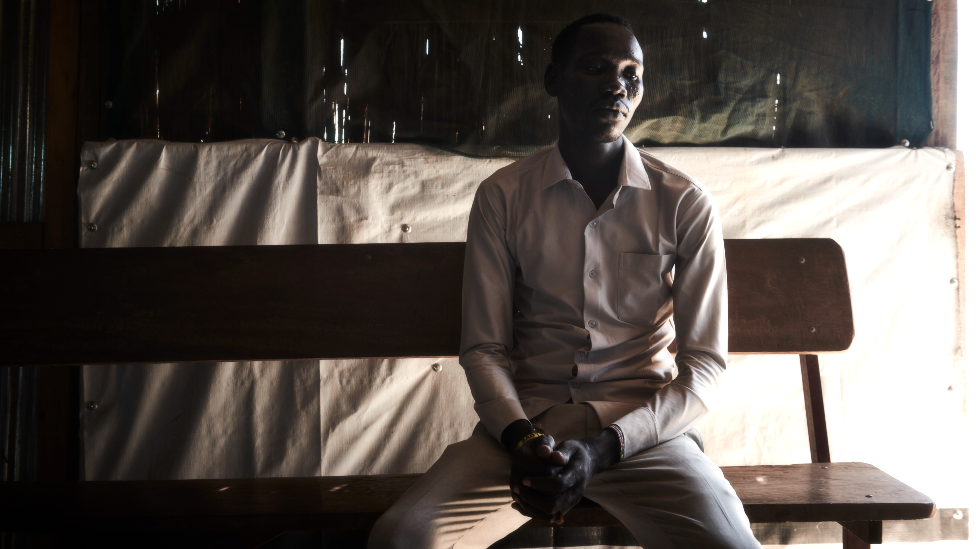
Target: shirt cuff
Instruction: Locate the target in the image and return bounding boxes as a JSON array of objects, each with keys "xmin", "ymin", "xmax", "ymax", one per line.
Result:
[
  {"xmin": 610, "ymin": 407, "xmax": 660, "ymax": 459},
  {"xmin": 474, "ymin": 397, "xmax": 529, "ymax": 442}
]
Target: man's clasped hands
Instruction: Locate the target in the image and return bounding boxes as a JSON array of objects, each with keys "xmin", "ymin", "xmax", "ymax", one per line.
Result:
[{"xmin": 509, "ymin": 431, "xmax": 619, "ymax": 524}]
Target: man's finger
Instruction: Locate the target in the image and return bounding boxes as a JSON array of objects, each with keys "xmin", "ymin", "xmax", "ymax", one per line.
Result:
[
  {"xmin": 510, "ymin": 500, "xmax": 532, "ymax": 519},
  {"xmin": 512, "ymin": 492, "xmax": 559, "ymax": 522},
  {"xmin": 535, "ymin": 444, "xmax": 553, "ymax": 459},
  {"xmin": 522, "ymin": 469, "xmax": 575, "ymax": 493},
  {"xmin": 515, "ymin": 484, "xmax": 571, "ymax": 516},
  {"xmin": 511, "ymin": 502, "xmax": 540, "ymax": 520}
]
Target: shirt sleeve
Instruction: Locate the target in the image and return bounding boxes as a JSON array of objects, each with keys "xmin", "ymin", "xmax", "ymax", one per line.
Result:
[
  {"xmin": 458, "ymin": 182, "xmax": 529, "ymax": 442},
  {"xmin": 611, "ymin": 186, "xmax": 728, "ymax": 458}
]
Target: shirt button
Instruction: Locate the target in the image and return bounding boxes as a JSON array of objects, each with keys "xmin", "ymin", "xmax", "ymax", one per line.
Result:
[
  {"xmin": 588, "ymin": 270, "xmax": 597, "ymax": 278},
  {"xmin": 572, "ymin": 381, "xmax": 580, "ymax": 388},
  {"xmin": 578, "ymin": 351, "xmax": 587, "ymax": 357},
  {"xmin": 589, "ymin": 221, "xmax": 597, "ymax": 228},
  {"xmin": 587, "ymin": 320, "xmax": 596, "ymax": 328}
]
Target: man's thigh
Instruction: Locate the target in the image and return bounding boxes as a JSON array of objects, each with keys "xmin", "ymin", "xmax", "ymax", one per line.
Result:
[
  {"xmin": 585, "ymin": 433, "xmax": 760, "ymax": 549},
  {"xmin": 366, "ymin": 423, "xmax": 528, "ymax": 549}
]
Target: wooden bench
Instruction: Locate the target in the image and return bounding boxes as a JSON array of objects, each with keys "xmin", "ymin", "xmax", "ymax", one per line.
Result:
[{"xmin": 0, "ymin": 239, "xmax": 935, "ymax": 548}]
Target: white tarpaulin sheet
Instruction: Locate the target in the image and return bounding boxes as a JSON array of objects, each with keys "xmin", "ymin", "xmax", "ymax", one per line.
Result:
[{"xmin": 77, "ymin": 140, "xmax": 969, "ymax": 543}]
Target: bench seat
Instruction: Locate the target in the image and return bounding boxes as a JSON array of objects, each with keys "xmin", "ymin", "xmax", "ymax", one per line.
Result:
[{"xmin": 0, "ymin": 463, "xmax": 933, "ymax": 534}]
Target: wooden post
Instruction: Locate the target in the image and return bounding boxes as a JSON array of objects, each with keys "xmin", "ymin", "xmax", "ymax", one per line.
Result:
[
  {"xmin": 44, "ymin": 0, "xmax": 81, "ymax": 252},
  {"xmin": 799, "ymin": 354, "xmax": 830, "ymax": 464},
  {"xmin": 843, "ymin": 527, "xmax": 870, "ymax": 549},
  {"xmin": 840, "ymin": 520, "xmax": 882, "ymax": 548},
  {"xmin": 37, "ymin": 0, "xmax": 83, "ymax": 485},
  {"xmin": 924, "ymin": 0, "xmax": 957, "ymax": 148}
]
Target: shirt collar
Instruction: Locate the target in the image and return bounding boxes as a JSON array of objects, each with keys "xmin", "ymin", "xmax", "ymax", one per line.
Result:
[{"xmin": 542, "ymin": 135, "xmax": 651, "ymax": 192}]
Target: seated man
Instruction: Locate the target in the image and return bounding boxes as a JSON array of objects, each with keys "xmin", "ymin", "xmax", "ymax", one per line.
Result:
[{"xmin": 368, "ymin": 13, "xmax": 760, "ymax": 549}]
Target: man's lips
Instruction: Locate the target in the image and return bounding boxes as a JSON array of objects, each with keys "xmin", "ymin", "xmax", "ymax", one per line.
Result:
[
  {"xmin": 593, "ymin": 104, "xmax": 629, "ymax": 116},
  {"xmin": 594, "ymin": 107, "xmax": 627, "ymax": 118}
]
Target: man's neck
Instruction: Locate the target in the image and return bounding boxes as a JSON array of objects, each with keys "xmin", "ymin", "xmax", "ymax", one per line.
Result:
[{"xmin": 557, "ymin": 132, "xmax": 625, "ymax": 209}]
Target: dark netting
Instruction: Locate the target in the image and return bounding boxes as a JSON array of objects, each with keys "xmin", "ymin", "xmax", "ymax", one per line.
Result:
[{"xmin": 99, "ymin": 0, "xmax": 932, "ymax": 157}]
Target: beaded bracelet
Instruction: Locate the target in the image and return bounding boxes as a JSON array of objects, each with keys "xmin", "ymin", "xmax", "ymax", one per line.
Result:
[
  {"xmin": 609, "ymin": 424, "xmax": 625, "ymax": 460},
  {"xmin": 514, "ymin": 431, "xmax": 545, "ymax": 451}
]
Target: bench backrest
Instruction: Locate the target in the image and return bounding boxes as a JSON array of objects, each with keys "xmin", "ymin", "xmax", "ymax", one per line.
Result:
[{"xmin": 1, "ymin": 238, "xmax": 852, "ymax": 367}]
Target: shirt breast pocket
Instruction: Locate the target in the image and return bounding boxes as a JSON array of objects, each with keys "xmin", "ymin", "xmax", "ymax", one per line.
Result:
[{"xmin": 615, "ymin": 253, "xmax": 675, "ymax": 326}]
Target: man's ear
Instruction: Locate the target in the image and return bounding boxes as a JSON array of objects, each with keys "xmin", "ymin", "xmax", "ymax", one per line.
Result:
[{"xmin": 544, "ymin": 63, "xmax": 562, "ymax": 98}]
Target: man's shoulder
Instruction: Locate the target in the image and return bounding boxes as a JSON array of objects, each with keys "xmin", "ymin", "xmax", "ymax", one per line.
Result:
[
  {"xmin": 635, "ymin": 149, "xmax": 712, "ymax": 198},
  {"xmin": 479, "ymin": 147, "xmax": 553, "ymax": 191}
]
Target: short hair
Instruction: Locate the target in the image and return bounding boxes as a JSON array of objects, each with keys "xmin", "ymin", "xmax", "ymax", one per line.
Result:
[{"xmin": 551, "ymin": 13, "xmax": 634, "ymax": 66}]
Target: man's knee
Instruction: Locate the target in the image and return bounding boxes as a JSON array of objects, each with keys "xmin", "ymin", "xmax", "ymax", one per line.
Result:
[{"xmin": 667, "ymin": 511, "xmax": 759, "ymax": 549}]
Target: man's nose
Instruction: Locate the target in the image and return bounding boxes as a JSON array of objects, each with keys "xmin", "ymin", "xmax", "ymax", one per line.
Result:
[{"xmin": 602, "ymin": 73, "xmax": 628, "ymax": 97}]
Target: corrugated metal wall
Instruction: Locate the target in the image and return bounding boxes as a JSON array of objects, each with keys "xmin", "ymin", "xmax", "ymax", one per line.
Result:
[
  {"xmin": 0, "ymin": 0, "xmax": 50, "ymax": 549},
  {"xmin": 1, "ymin": 0, "xmax": 49, "ymax": 223},
  {"xmin": 1, "ymin": 2, "xmax": 49, "ymax": 547}
]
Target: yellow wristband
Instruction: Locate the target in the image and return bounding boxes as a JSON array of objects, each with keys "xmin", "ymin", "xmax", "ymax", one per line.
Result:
[{"xmin": 514, "ymin": 431, "xmax": 545, "ymax": 451}]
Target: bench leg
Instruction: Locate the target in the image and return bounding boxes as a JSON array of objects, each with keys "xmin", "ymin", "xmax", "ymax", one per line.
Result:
[
  {"xmin": 843, "ymin": 527, "xmax": 869, "ymax": 549},
  {"xmin": 840, "ymin": 521, "xmax": 882, "ymax": 548},
  {"xmin": 800, "ymin": 354, "xmax": 831, "ymax": 463}
]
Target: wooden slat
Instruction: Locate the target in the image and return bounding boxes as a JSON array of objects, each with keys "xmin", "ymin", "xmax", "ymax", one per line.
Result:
[
  {"xmin": 0, "ymin": 463, "xmax": 934, "ymax": 533},
  {"xmin": 0, "ymin": 239, "xmax": 853, "ymax": 367},
  {"xmin": 729, "ymin": 463, "xmax": 934, "ymax": 524},
  {"xmin": 725, "ymin": 239, "xmax": 853, "ymax": 353},
  {"xmin": 0, "ymin": 243, "xmax": 466, "ymax": 366}
]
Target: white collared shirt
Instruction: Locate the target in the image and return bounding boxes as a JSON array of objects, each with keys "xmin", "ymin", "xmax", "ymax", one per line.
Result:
[{"xmin": 459, "ymin": 136, "xmax": 728, "ymax": 458}]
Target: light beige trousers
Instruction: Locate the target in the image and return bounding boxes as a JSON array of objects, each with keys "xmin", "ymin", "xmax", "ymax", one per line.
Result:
[{"xmin": 366, "ymin": 404, "xmax": 760, "ymax": 549}]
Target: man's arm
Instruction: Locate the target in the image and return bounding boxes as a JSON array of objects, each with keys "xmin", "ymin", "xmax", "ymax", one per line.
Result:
[
  {"xmin": 459, "ymin": 182, "xmax": 529, "ymax": 440},
  {"xmin": 610, "ymin": 185, "xmax": 728, "ymax": 457},
  {"xmin": 461, "ymin": 181, "xmax": 579, "ymax": 522}
]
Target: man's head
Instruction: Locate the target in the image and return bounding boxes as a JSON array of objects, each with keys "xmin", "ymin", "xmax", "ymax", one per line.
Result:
[{"xmin": 545, "ymin": 14, "xmax": 644, "ymax": 144}]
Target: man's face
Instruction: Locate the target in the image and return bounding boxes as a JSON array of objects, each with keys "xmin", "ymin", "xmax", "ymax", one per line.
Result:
[{"xmin": 546, "ymin": 23, "xmax": 644, "ymax": 143}]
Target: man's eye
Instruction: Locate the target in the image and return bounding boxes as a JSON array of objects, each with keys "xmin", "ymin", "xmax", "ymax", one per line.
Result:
[{"xmin": 626, "ymin": 74, "xmax": 640, "ymax": 81}]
